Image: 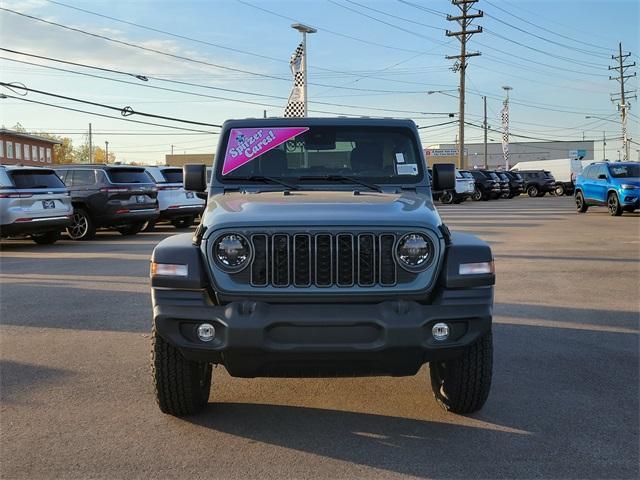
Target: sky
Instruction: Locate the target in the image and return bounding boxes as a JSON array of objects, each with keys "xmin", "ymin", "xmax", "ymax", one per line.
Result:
[{"xmin": 0, "ymin": 0, "xmax": 638, "ymax": 164}]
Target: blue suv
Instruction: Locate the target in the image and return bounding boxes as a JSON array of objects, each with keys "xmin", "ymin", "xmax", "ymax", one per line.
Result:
[{"xmin": 574, "ymin": 162, "xmax": 640, "ymax": 216}]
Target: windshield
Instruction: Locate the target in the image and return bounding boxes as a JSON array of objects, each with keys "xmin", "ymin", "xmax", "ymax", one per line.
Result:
[
  {"xmin": 609, "ymin": 164, "xmax": 640, "ymax": 178},
  {"xmin": 460, "ymin": 171, "xmax": 473, "ymax": 179},
  {"xmin": 8, "ymin": 170, "xmax": 65, "ymax": 189},
  {"xmin": 489, "ymin": 172, "xmax": 500, "ymax": 181},
  {"xmin": 218, "ymin": 126, "xmax": 423, "ymax": 185},
  {"xmin": 498, "ymin": 173, "xmax": 508, "ymax": 181}
]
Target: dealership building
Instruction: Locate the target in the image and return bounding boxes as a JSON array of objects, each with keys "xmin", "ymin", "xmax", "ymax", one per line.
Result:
[{"xmin": 426, "ymin": 140, "xmax": 595, "ymax": 169}]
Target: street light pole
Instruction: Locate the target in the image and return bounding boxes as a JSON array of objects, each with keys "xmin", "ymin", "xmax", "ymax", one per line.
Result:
[
  {"xmin": 483, "ymin": 95, "xmax": 488, "ymax": 169},
  {"xmin": 105, "ymin": 141, "xmax": 109, "ymax": 162},
  {"xmin": 502, "ymin": 86, "xmax": 512, "ymax": 170},
  {"xmin": 291, "ymin": 23, "xmax": 316, "ymax": 117}
]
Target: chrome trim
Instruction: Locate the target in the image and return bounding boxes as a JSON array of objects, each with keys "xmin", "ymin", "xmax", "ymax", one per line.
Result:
[{"xmin": 16, "ymin": 215, "xmax": 70, "ymax": 223}]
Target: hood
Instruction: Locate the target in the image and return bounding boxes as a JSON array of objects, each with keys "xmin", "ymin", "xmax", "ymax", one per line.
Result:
[{"xmin": 203, "ymin": 190, "xmax": 441, "ymax": 230}]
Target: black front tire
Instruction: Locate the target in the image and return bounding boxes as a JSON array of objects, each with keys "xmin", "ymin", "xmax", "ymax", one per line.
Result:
[
  {"xmin": 429, "ymin": 330, "xmax": 493, "ymax": 414},
  {"xmin": 575, "ymin": 191, "xmax": 588, "ymax": 212},
  {"xmin": 117, "ymin": 223, "xmax": 145, "ymax": 236},
  {"xmin": 608, "ymin": 192, "xmax": 623, "ymax": 216},
  {"xmin": 142, "ymin": 220, "xmax": 156, "ymax": 232},
  {"xmin": 555, "ymin": 184, "xmax": 566, "ymax": 196},
  {"xmin": 527, "ymin": 185, "xmax": 539, "ymax": 197},
  {"xmin": 31, "ymin": 230, "xmax": 60, "ymax": 245},
  {"xmin": 171, "ymin": 216, "xmax": 196, "ymax": 229},
  {"xmin": 471, "ymin": 188, "xmax": 482, "ymax": 201},
  {"xmin": 151, "ymin": 327, "xmax": 212, "ymax": 416}
]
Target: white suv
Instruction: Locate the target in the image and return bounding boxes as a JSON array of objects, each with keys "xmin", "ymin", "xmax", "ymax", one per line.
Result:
[
  {"xmin": 0, "ymin": 165, "xmax": 73, "ymax": 244},
  {"xmin": 144, "ymin": 166, "xmax": 204, "ymax": 229}
]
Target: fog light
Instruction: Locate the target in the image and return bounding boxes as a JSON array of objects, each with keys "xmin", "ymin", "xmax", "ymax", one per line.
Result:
[
  {"xmin": 432, "ymin": 322, "xmax": 450, "ymax": 341},
  {"xmin": 197, "ymin": 323, "xmax": 216, "ymax": 342}
]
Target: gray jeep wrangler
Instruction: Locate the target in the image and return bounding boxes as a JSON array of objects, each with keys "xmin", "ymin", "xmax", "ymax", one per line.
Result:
[{"xmin": 150, "ymin": 118, "xmax": 495, "ymax": 416}]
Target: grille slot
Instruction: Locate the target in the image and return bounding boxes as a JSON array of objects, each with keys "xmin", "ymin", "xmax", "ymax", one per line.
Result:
[
  {"xmin": 246, "ymin": 232, "xmax": 403, "ymax": 288},
  {"xmin": 379, "ymin": 234, "xmax": 397, "ymax": 286},
  {"xmin": 272, "ymin": 234, "xmax": 289, "ymax": 287},
  {"xmin": 293, "ymin": 234, "xmax": 312, "ymax": 287},
  {"xmin": 250, "ymin": 234, "xmax": 268, "ymax": 286},
  {"xmin": 315, "ymin": 234, "xmax": 333, "ymax": 287},
  {"xmin": 336, "ymin": 234, "xmax": 354, "ymax": 286},
  {"xmin": 357, "ymin": 234, "xmax": 376, "ymax": 286}
]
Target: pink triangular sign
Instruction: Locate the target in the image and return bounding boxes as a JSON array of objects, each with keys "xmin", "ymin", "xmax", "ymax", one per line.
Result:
[{"xmin": 222, "ymin": 127, "xmax": 309, "ymax": 175}]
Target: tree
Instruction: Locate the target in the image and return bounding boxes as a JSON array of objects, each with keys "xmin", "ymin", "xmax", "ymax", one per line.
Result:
[{"xmin": 93, "ymin": 146, "xmax": 116, "ymax": 163}]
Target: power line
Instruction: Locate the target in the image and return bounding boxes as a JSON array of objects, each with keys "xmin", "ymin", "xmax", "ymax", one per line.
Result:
[
  {"xmin": 342, "ymin": 0, "xmax": 443, "ymax": 30},
  {"xmin": 43, "ymin": 0, "xmax": 448, "ymax": 87},
  {"xmin": 0, "ymin": 55, "xmax": 455, "ymax": 117},
  {"xmin": 0, "ymin": 81, "xmax": 223, "ymax": 127},
  {"xmin": 236, "ymin": 0, "xmax": 426, "ymax": 55},
  {"xmin": 327, "ymin": 0, "xmax": 448, "ymax": 44},
  {"xmin": 0, "ymin": 94, "xmax": 218, "ymax": 133},
  {"xmin": 482, "ymin": 2, "xmax": 610, "ymax": 58}
]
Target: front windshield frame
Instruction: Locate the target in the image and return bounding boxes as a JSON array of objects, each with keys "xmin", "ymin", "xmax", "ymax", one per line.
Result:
[{"xmin": 215, "ymin": 125, "xmax": 426, "ymax": 187}]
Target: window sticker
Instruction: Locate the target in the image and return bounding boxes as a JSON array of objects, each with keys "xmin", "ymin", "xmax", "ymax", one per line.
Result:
[
  {"xmin": 397, "ymin": 163, "xmax": 418, "ymax": 175},
  {"xmin": 222, "ymin": 127, "xmax": 309, "ymax": 175},
  {"xmin": 395, "ymin": 152, "xmax": 405, "ymax": 163}
]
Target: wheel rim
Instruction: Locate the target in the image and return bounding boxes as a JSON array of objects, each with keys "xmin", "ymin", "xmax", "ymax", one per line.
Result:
[
  {"xmin": 472, "ymin": 189, "xmax": 481, "ymax": 201},
  {"xmin": 68, "ymin": 213, "xmax": 88, "ymax": 239},
  {"xmin": 442, "ymin": 192, "xmax": 452, "ymax": 203},
  {"xmin": 576, "ymin": 194, "xmax": 583, "ymax": 209},
  {"xmin": 530, "ymin": 187, "xmax": 537, "ymax": 196},
  {"xmin": 608, "ymin": 195, "xmax": 617, "ymax": 213}
]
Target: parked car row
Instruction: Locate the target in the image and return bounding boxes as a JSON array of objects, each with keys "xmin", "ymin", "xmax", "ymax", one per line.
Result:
[
  {"xmin": 430, "ymin": 167, "xmax": 528, "ymax": 204},
  {"xmin": 0, "ymin": 164, "xmax": 204, "ymax": 244}
]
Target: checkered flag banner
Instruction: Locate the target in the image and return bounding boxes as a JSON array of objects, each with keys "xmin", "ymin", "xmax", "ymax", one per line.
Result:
[
  {"xmin": 501, "ymin": 99, "xmax": 510, "ymax": 166},
  {"xmin": 284, "ymin": 42, "xmax": 306, "ymax": 117}
]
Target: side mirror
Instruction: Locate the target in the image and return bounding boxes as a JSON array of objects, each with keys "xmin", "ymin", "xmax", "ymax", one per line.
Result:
[
  {"xmin": 597, "ymin": 174, "xmax": 607, "ymax": 180},
  {"xmin": 183, "ymin": 164, "xmax": 207, "ymax": 196},
  {"xmin": 432, "ymin": 163, "xmax": 456, "ymax": 191}
]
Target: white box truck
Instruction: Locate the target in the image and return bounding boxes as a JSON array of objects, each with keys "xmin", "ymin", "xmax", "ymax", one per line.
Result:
[{"xmin": 510, "ymin": 158, "xmax": 583, "ymax": 196}]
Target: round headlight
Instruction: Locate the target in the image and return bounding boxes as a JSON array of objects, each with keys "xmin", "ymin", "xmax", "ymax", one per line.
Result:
[
  {"xmin": 214, "ymin": 234, "xmax": 251, "ymax": 271},
  {"xmin": 396, "ymin": 233, "xmax": 433, "ymax": 271}
]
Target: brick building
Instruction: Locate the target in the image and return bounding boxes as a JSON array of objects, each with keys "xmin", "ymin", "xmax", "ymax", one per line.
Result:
[{"xmin": 0, "ymin": 129, "xmax": 61, "ymax": 166}]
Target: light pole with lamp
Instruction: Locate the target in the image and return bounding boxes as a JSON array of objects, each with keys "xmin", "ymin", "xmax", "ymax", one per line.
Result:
[{"xmin": 291, "ymin": 23, "xmax": 316, "ymax": 117}]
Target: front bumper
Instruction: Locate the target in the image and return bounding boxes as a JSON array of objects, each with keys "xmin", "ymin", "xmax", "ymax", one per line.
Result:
[
  {"xmin": 153, "ymin": 287, "xmax": 493, "ymax": 377},
  {"xmin": 619, "ymin": 190, "xmax": 639, "ymax": 208},
  {"xmin": 0, "ymin": 215, "xmax": 72, "ymax": 237}
]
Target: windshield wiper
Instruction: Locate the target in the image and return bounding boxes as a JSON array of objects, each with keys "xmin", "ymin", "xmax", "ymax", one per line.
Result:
[
  {"xmin": 297, "ymin": 175, "xmax": 382, "ymax": 193},
  {"xmin": 239, "ymin": 175, "xmax": 299, "ymax": 190}
]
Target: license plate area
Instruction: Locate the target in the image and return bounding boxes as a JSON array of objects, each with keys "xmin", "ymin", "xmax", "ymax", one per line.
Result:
[{"xmin": 42, "ymin": 200, "xmax": 55, "ymax": 209}]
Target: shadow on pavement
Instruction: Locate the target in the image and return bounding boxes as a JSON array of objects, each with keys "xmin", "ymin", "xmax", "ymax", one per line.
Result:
[{"xmin": 0, "ymin": 360, "xmax": 74, "ymax": 403}]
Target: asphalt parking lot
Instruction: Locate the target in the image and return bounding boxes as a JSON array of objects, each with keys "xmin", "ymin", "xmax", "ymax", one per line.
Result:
[{"xmin": 1, "ymin": 195, "xmax": 638, "ymax": 479}]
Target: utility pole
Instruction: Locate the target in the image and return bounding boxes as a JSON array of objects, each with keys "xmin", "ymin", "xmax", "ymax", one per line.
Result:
[
  {"xmin": 501, "ymin": 86, "xmax": 512, "ymax": 170},
  {"xmin": 483, "ymin": 95, "xmax": 488, "ymax": 168},
  {"xmin": 171, "ymin": 144, "xmax": 174, "ymax": 155},
  {"xmin": 609, "ymin": 42, "xmax": 636, "ymax": 161},
  {"xmin": 263, "ymin": 109, "xmax": 267, "ymax": 118},
  {"xmin": 446, "ymin": 0, "xmax": 483, "ymax": 170},
  {"xmin": 88, "ymin": 122, "xmax": 92, "ymax": 164},
  {"xmin": 603, "ymin": 131, "xmax": 606, "ymax": 160},
  {"xmin": 105, "ymin": 141, "xmax": 109, "ymax": 162}
]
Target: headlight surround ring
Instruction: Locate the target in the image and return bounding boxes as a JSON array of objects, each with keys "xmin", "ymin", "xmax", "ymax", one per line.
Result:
[
  {"xmin": 395, "ymin": 232, "xmax": 434, "ymax": 272},
  {"xmin": 213, "ymin": 233, "xmax": 252, "ymax": 272}
]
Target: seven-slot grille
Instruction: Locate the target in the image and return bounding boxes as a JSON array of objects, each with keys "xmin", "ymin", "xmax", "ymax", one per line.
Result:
[{"xmin": 249, "ymin": 233, "xmax": 397, "ymax": 288}]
